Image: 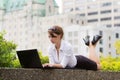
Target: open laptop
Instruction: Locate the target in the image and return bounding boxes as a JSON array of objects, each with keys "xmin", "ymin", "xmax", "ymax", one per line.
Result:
[{"xmin": 17, "ymin": 49, "xmax": 46, "ymax": 68}]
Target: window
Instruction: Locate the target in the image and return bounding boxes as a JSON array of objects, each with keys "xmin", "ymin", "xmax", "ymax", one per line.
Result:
[
  {"xmin": 109, "ymin": 36, "xmax": 111, "ymax": 40},
  {"xmin": 109, "ymin": 44, "xmax": 111, "ymax": 48},
  {"xmin": 114, "ymin": 16, "xmax": 120, "ymax": 20},
  {"xmin": 71, "ymin": 19, "xmax": 73, "ymax": 23},
  {"xmin": 75, "ymin": 7, "xmax": 79, "ymax": 11},
  {"xmin": 82, "ymin": 21, "xmax": 85, "ymax": 25},
  {"xmin": 101, "ymin": 2, "xmax": 112, "ymax": 7},
  {"xmin": 88, "ymin": 12, "xmax": 98, "ymax": 16},
  {"xmin": 69, "ymin": 40, "xmax": 72, "ymax": 44},
  {"xmin": 108, "ymin": 52, "xmax": 111, "ymax": 55},
  {"xmin": 74, "ymin": 47, "xmax": 78, "ymax": 54},
  {"xmin": 99, "ymin": 40, "xmax": 102, "ymax": 44},
  {"xmin": 116, "ymin": 33, "xmax": 119, "ymax": 38},
  {"xmin": 99, "ymin": 31, "xmax": 103, "ymax": 35},
  {"xmin": 114, "ymin": 23, "xmax": 120, "ymax": 27},
  {"xmin": 80, "ymin": 13, "xmax": 85, "ymax": 17},
  {"xmin": 74, "ymin": 39, "xmax": 78, "ymax": 45},
  {"xmin": 76, "ymin": 20, "xmax": 79, "ymax": 24},
  {"xmin": 68, "ymin": 32, "xmax": 72, "ymax": 37},
  {"xmin": 101, "ymin": 10, "xmax": 111, "ymax": 14},
  {"xmin": 106, "ymin": 24, "xmax": 112, "ymax": 28},
  {"xmin": 100, "ymin": 47, "xmax": 103, "ymax": 53},
  {"xmin": 74, "ymin": 31, "xmax": 78, "ymax": 37},
  {"xmin": 101, "ymin": 17, "xmax": 111, "ymax": 21},
  {"xmin": 114, "ymin": 8, "xmax": 120, "ymax": 13},
  {"xmin": 88, "ymin": 19, "xmax": 98, "ymax": 23},
  {"xmin": 70, "ymin": 8, "xmax": 73, "ymax": 11}
]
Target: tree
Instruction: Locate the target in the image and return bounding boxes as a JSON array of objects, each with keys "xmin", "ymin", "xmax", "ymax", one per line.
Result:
[
  {"xmin": 114, "ymin": 40, "xmax": 120, "ymax": 55},
  {"xmin": 0, "ymin": 31, "xmax": 17, "ymax": 67}
]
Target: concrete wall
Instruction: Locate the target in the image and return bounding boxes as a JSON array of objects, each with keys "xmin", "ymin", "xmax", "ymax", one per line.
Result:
[{"xmin": 0, "ymin": 68, "xmax": 120, "ymax": 80}]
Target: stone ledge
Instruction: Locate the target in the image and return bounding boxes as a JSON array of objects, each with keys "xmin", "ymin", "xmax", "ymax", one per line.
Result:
[{"xmin": 0, "ymin": 68, "xmax": 120, "ymax": 80}]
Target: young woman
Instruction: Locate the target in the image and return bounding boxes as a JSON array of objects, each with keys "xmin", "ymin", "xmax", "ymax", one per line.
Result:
[{"xmin": 43, "ymin": 25, "xmax": 102, "ymax": 70}]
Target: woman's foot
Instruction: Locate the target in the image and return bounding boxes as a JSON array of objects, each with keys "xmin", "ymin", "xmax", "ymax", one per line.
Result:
[
  {"xmin": 83, "ymin": 35, "xmax": 90, "ymax": 46},
  {"xmin": 92, "ymin": 35, "xmax": 102, "ymax": 45}
]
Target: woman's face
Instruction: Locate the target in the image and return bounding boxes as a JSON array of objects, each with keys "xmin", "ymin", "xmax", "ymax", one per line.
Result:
[{"xmin": 48, "ymin": 33, "xmax": 61, "ymax": 44}]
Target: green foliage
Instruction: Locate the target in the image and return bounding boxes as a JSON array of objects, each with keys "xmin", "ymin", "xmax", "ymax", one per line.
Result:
[
  {"xmin": 0, "ymin": 31, "xmax": 17, "ymax": 67},
  {"xmin": 38, "ymin": 51, "xmax": 49, "ymax": 64},
  {"xmin": 0, "ymin": 31, "xmax": 48, "ymax": 68},
  {"xmin": 100, "ymin": 40, "xmax": 120, "ymax": 71},
  {"xmin": 100, "ymin": 56, "xmax": 120, "ymax": 71},
  {"xmin": 11, "ymin": 58, "xmax": 21, "ymax": 68},
  {"xmin": 114, "ymin": 40, "xmax": 120, "ymax": 54}
]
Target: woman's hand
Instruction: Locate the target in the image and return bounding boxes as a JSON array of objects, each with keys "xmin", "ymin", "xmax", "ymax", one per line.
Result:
[
  {"xmin": 43, "ymin": 63, "xmax": 64, "ymax": 68},
  {"xmin": 42, "ymin": 63, "xmax": 53, "ymax": 68}
]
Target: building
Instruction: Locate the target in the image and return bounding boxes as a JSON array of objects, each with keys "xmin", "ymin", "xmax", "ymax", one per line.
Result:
[
  {"xmin": 64, "ymin": 25, "xmax": 119, "ymax": 57},
  {"xmin": 0, "ymin": 0, "xmax": 120, "ymax": 57},
  {"xmin": 0, "ymin": 0, "xmax": 59, "ymax": 55},
  {"xmin": 62, "ymin": 0, "xmax": 120, "ymax": 28},
  {"xmin": 62, "ymin": 0, "xmax": 120, "ymax": 57}
]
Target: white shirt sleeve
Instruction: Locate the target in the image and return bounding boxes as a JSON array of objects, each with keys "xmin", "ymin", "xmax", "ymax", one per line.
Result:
[
  {"xmin": 60, "ymin": 44, "xmax": 76, "ymax": 68},
  {"xmin": 48, "ymin": 46, "xmax": 55, "ymax": 64},
  {"xmin": 60, "ymin": 55, "xmax": 71, "ymax": 68}
]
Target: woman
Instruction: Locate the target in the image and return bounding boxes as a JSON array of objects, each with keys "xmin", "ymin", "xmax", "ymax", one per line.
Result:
[{"xmin": 43, "ymin": 25, "xmax": 102, "ymax": 70}]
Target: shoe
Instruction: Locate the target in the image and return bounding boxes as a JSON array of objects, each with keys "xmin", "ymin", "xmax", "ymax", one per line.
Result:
[
  {"xmin": 83, "ymin": 35, "xmax": 90, "ymax": 46},
  {"xmin": 92, "ymin": 35, "xmax": 102, "ymax": 45}
]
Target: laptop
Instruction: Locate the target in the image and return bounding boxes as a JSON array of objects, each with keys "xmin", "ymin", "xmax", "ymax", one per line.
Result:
[{"xmin": 17, "ymin": 49, "xmax": 44, "ymax": 68}]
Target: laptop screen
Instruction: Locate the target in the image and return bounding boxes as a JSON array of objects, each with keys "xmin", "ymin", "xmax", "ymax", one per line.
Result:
[{"xmin": 17, "ymin": 49, "xmax": 43, "ymax": 68}]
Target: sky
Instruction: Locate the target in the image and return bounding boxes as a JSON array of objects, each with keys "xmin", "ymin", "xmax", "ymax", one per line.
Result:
[{"xmin": 55, "ymin": 0, "xmax": 62, "ymax": 13}]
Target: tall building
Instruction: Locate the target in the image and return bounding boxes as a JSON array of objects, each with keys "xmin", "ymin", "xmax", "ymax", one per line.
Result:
[
  {"xmin": 62, "ymin": 0, "xmax": 120, "ymax": 28},
  {"xmin": 62, "ymin": 0, "xmax": 120, "ymax": 57}
]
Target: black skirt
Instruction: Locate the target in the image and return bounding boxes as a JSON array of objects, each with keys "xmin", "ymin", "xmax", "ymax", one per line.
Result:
[{"xmin": 75, "ymin": 55, "xmax": 97, "ymax": 70}]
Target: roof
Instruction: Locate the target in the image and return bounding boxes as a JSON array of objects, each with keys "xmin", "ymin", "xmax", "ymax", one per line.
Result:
[{"xmin": 0, "ymin": 0, "xmax": 28, "ymax": 12}]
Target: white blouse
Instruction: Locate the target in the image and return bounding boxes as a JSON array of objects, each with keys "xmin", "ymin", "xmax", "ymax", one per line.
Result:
[{"xmin": 48, "ymin": 40, "xmax": 77, "ymax": 68}]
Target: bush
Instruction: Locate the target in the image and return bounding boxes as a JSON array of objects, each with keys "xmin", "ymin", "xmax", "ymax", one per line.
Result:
[
  {"xmin": 12, "ymin": 58, "xmax": 21, "ymax": 68},
  {"xmin": 100, "ymin": 56, "xmax": 120, "ymax": 71},
  {"xmin": 0, "ymin": 31, "xmax": 17, "ymax": 67},
  {"xmin": 38, "ymin": 51, "xmax": 49, "ymax": 64}
]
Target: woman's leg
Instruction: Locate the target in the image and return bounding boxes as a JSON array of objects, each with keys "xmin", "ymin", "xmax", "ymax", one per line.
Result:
[{"xmin": 88, "ymin": 43, "xmax": 101, "ymax": 70}]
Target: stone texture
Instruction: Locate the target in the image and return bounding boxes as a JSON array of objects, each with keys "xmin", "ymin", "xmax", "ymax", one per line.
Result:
[{"xmin": 0, "ymin": 68, "xmax": 120, "ymax": 80}]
